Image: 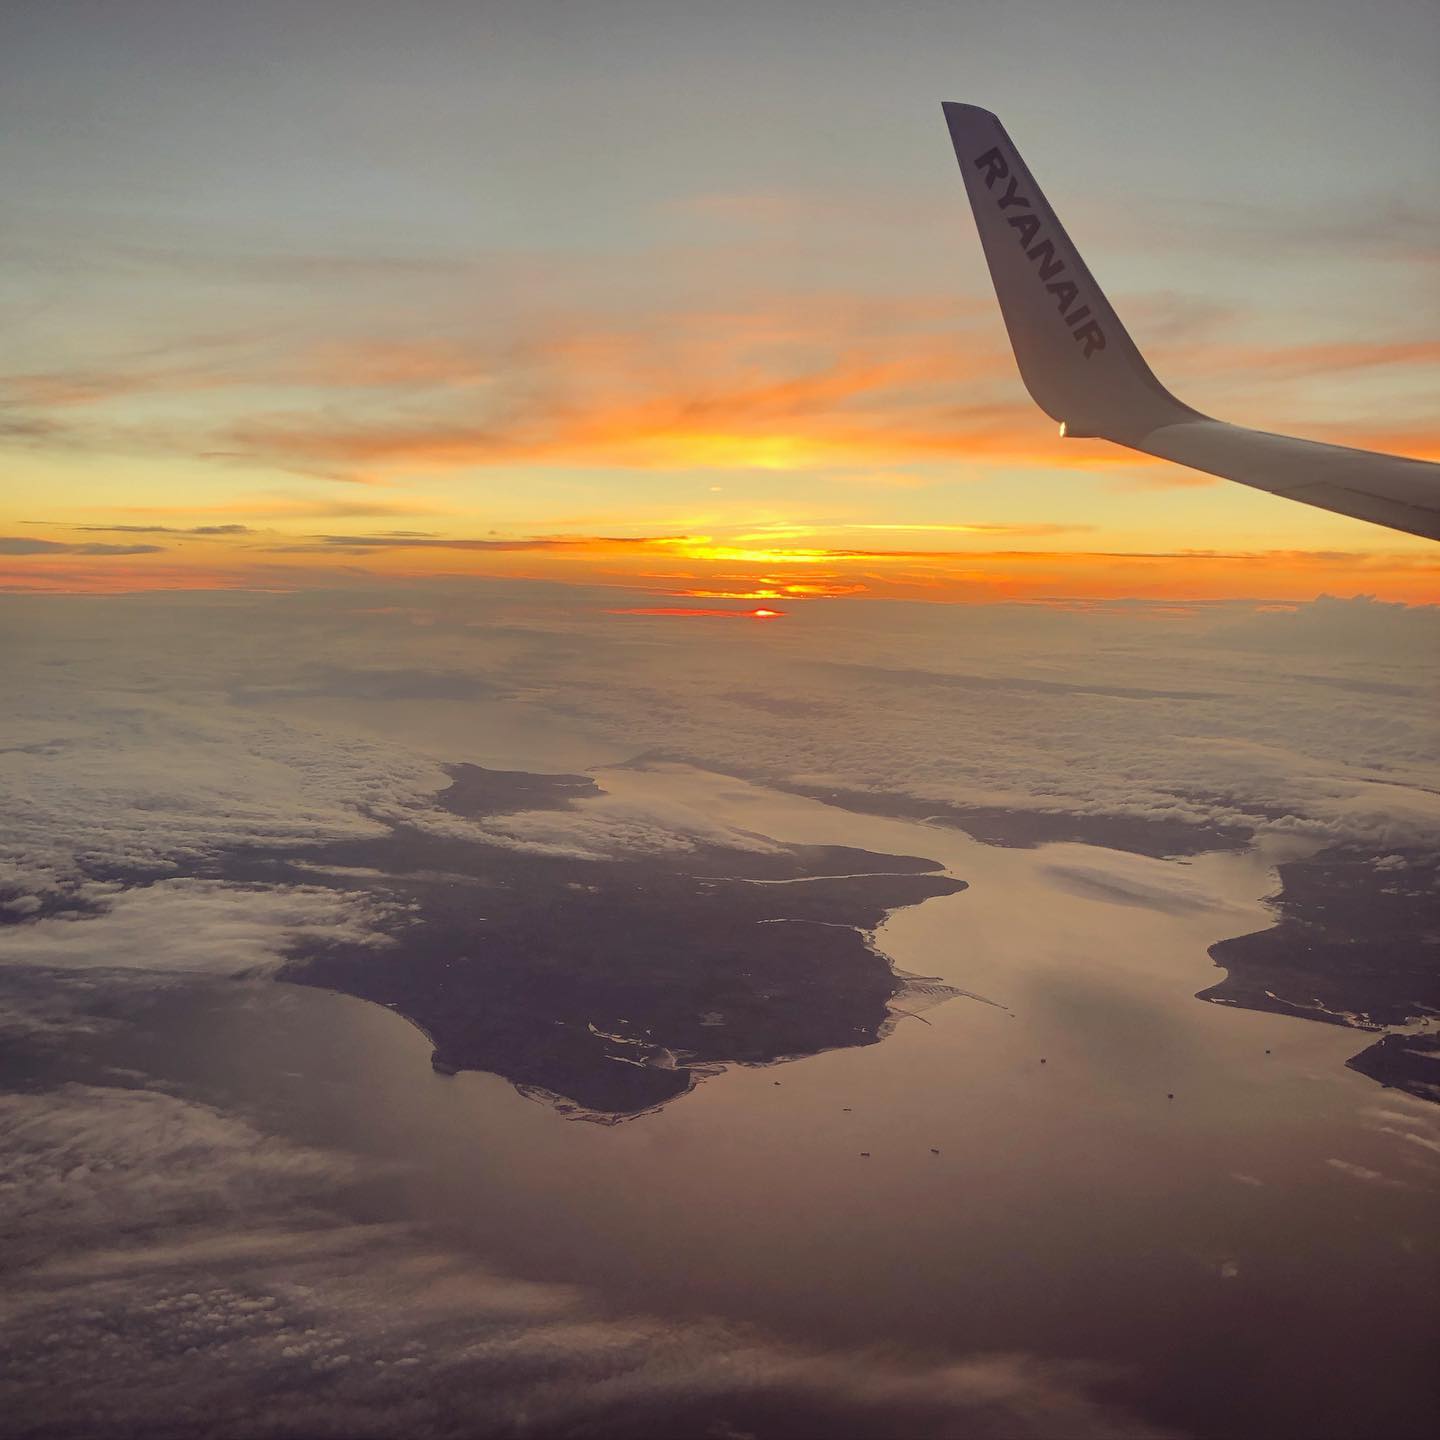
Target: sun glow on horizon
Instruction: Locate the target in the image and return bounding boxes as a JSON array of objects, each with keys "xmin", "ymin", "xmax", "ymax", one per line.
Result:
[
  {"xmin": 606, "ymin": 605, "xmax": 787, "ymax": 619},
  {"xmin": 4, "ymin": 0, "xmax": 1438, "ymax": 612}
]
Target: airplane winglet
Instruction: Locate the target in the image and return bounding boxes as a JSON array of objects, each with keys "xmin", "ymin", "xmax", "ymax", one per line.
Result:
[
  {"xmin": 941, "ymin": 102, "xmax": 1440, "ymax": 541},
  {"xmin": 941, "ymin": 102, "xmax": 1199, "ymax": 441}
]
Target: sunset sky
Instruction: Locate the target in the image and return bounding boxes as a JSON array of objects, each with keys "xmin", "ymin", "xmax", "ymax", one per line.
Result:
[{"xmin": 3, "ymin": 0, "xmax": 1438, "ymax": 602}]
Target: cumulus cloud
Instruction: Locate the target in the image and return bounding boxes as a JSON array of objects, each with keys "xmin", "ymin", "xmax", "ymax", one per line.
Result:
[
  {"xmin": 0, "ymin": 878, "xmax": 396, "ymax": 977},
  {"xmin": 0, "ymin": 1086, "xmax": 1169, "ymax": 1440},
  {"xmin": 441, "ymin": 763, "xmax": 794, "ymax": 862},
  {"xmin": 4, "ymin": 588, "xmax": 1436, "ymax": 875},
  {"xmin": 242, "ymin": 664, "xmax": 501, "ymax": 703},
  {"xmin": 0, "ymin": 1084, "xmax": 363, "ymax": 1248},
  {"xmin": 0, "ymin": 674, "xmax": 447, "ymax": 884},
  {"xmin": 1325, "ymin": 1157, "xmax": 1407, "ymax": 1188},
  {"xmin": 1362, "ymin": 1107, "xmax": 1440, "ymax": 1165},
  {"xmin": 496, "ymin": 592, "xmax": 1440, "ymax": 851},
  {"xmin": 4, "ymin": 1245, "xmax": 1168, "ymax": 1439},
  {"xmin": 1037, "ymin": 852, "xmax": 1245, "ymax": 915}
]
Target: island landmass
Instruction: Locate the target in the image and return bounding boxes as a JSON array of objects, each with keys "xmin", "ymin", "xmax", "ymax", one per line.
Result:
[{"xmin": 1201, "ymin": 847, "xmax": 1440, "ymax": 1102}]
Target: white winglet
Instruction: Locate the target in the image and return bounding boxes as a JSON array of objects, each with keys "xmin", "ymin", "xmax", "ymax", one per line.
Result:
[{"xmin": 942, "ymin": 102, "xmax": 1440, "ymax": 542}]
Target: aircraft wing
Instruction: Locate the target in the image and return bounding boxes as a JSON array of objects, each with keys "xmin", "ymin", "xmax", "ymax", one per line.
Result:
[{"xmin": 941, "ymin": 102, "xmax": 1440, "ymax": 543}]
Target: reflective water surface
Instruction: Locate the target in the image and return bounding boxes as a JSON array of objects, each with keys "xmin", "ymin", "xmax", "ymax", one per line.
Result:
[{"xmin": 115, "ymin": 758, "xmax": 1438, "ymax": 1439}]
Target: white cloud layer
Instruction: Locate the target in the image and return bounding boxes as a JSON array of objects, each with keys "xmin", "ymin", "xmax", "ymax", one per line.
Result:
[{"xmin": 4, "ymin": 588, "xmax": 1436, "ymax": 887}]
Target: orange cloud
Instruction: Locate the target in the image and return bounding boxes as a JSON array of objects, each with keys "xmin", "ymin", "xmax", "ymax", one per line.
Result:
[
  {"xmin": 224, "ymin": 338, "xmax": 1050, "ymax": 476},
  {"xmin": 219, "ymin": 314, "xmax": 1440, "ymax": 480},
  {"xmin": 139, "ymin": 292, "xmax": 1094, "ymax": 477},
  {"xmin": 9, "ymin": 295, "xmax": 1438, "ymax": 485}
]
